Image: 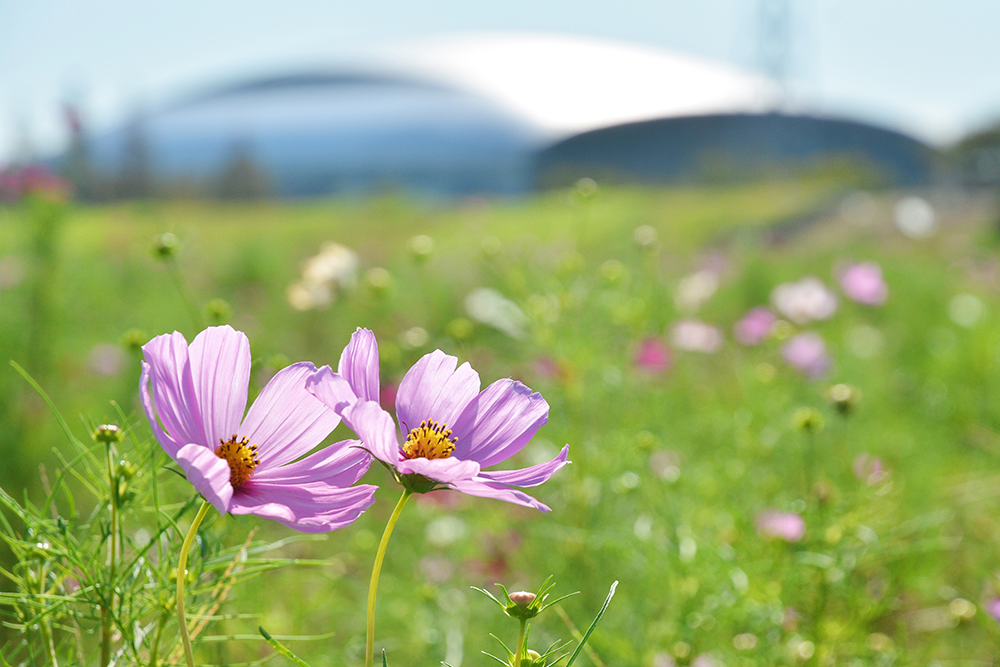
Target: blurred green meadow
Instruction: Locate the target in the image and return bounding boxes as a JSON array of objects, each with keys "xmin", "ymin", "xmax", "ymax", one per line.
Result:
[{"xmin": 3, "ymin": 174, "xmax": 1000, "ymax": 666}]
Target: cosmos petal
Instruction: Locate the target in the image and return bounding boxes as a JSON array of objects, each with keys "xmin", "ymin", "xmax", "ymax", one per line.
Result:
[
  {"xmin": 140, "ymin": 360, "xmax": 182, "ymax": 458},
  {"xmin": 451, "ymin": 379, "xmax": 549, "ymax": 467},
  {"xmin": 241, "ymin": 362, "xmax": 343, "ymax": 469},
  {"xmin": 176, "ymin": 443, "xmax": 233, "ymax": 514},
  {"xmin": 396, "ymin": 350, "xmax": 480, "ymax": 435},
  {"xmin": 307, "ymin": 365, "xmax": 359, "ymax": 415},
  {"xmin": 187, "ymin": 325, "xmax": 251, "ymax": 447},
  {"xmin": 229, "ymin": 483, "xmax": 378, "ymax": 533},
  {"xmin": 339, "ymin": 401, "xmax": 401, "ymax": 465},
  {"xmin": 141, "ymin": 331, "xmax": 205, "ymax": 455},
  {"xmin": 395, "ymin": 456, "xmax": 480, "ymax": 484},
  {"xmin": 448, "ymin": 478, "xmax": 551, "ymax": 512},
  {"xmin": 477, "ymin": 445, "xmax": 570, "ymax": 487},
  {"xmin": 252, "ymin": 440, "xmax": 371, "ymax": 487},
  {"xmin": 338, "ymin": 328, "xmax": 380, "ymax": 403}
]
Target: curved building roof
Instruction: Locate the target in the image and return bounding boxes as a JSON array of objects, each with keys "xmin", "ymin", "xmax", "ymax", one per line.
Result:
[
  {"xmin": 69, "ymin": 33, "xmax": 926, "ymax": 197},
  {"xmin": 368, "ymin": 32, "xmax": 777, "ymax": 139}
]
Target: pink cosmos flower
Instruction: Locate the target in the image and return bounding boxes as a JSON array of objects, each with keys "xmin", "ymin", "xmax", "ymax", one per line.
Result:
[
  {"xmin": 140, "ymin": 325, "xmax": 377, "ymax": 532},
  {"xmin": 733, "ymin": 307, "xmax": 777, "ymax": 346},
  {"xmin": 756, "ymin": 511, "xmax": 806, "ymax": 542},
  {"xmin": 633, "ymin": 337, "xmax": 672, "ymax": 373},
  {"xmin": 308, "ymin": 329, "xmax": 569, "ymax": 511},
  {"xmin": 839, "ymin": 262, "xmax": 888, "ymax": 306},
  {"xmin": 782, "ymin": 332, "xmax": 831, "ymax": 378}
]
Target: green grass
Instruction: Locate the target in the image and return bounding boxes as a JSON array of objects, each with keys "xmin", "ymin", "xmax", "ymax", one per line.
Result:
[{"xmin": 2, "ymin": 177, "xmax": 1000, "ymax": 666}]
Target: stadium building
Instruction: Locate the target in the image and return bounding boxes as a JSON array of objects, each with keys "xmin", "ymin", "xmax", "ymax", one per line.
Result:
[{"xmin": 64, "ymin": 33, "xmax": 934, "ymax": 198}]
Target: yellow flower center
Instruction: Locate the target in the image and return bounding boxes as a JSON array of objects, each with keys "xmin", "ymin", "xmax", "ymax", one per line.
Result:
[
  {"xmin": 402, "ymin": 420, "xmax": 457, "ymax": 460},
  {"xmin": 214, "ymin": 435, "xmax": 260, "ymax": 488}
]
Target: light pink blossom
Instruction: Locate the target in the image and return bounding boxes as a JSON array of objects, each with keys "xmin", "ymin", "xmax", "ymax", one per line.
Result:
[
  {"xmin": 308, "ymin": 329, "xmax": 569, "ymax": 511},
  {"xmin": 840, "ymin": 262, "xmax": 888, "ymax": 305},
  {"xmin": 671, "ymin": 319, "xmax": 723, "ymax": 353},
  {"xmin": 756, "ymin": 511, "xmax": 806, "ymax": 542},
  {"xmin": 771, "ymin": 277, "xmax": 837, "ymax": 325},
  {"xmin": 734, "ymin": 307, "xmax": 777, "ymax": 346},
  {"xmin": 782, "ymin": 332, "xmax": 831, "ymax": 378},
  {"xmin": 140, "ymin": 326, "xmax": 376, "ymax": 532}
]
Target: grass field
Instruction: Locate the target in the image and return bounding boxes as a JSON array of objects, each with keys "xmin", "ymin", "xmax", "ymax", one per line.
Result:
[{"xmin": 2, "ymin": 177, "xmax": 1000, "ymax": 666}]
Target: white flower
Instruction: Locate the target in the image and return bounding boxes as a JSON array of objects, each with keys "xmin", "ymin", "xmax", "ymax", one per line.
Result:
[{"xmin": 771, "ymin": 277, "xmax": 837, "ymax": 325}]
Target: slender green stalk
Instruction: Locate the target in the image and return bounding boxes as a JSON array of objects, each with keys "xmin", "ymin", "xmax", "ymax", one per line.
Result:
[
  {"xmin": 101, "ymin": 442, "xmax": 119, "ymax": 667},
  {"xmin": 514, "ymin": 619, "xmax": 527, "ymax": 667},
  {"xmin": 365, "ymin": 490, "xmax": 412, "ymax": 667},
  {"xmin": 149, "ymin": 610, "xmax": 168, "ymax": 667},
  {"xmin": 177, "ymin": 500, "xmax": 211, "ymax": 667},
  {"xmin": 167, "ymin": 261, "xmax": 205, "ymax": 331}
]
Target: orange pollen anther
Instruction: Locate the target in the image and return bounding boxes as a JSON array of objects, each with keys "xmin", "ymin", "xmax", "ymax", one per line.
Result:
[
  {"xmin": 402, "ymin": 419, "xmax": 457, "ymax": 460},
  {"xmin": 214, "ymin": 435, "xmax": 260, "ymax": 488}
]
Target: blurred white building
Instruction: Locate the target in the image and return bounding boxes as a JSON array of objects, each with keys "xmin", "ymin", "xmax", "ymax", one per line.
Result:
[{"xmin": 63, "ymin": 33, "xmax": 933, "ymax": 198}]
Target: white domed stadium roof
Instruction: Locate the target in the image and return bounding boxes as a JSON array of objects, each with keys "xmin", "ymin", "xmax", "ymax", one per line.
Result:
[{"xmin": 365, "ymin": 32, "xmax": 778, "ymax": 139}]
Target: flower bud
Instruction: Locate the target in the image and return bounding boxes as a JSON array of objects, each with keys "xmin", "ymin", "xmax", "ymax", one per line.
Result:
[
  {"xmin": 151, "ymin": 233, "xmax": 179, "ymax": 261},
  {"xmin": 93, "ymin": 424, "xmax": 122, "ymax": 444},
  {"xmin": 521, "ymin": 649, "xmax": 544, "ymax": 667},
  {"xmin": 509, "ymin": 591, "xmax": 536, "ymax": 610},
  {"xmin": 408, "ymin": 235, "xmax": 434, "ymax": 263},
  {"xmin": 791, "ymin": 407, "xmax": 824, "ymax": 434},
  {"xmin": 120, "ymin": 328, "xmax": 149, "ymax": 353},
  {"xmin": 828, "ymin": 383, "xmax": 860, "ymax": 415},
  {"xmin": 203, "ymin": 298, "xmax": 232, "ymax": 324}
]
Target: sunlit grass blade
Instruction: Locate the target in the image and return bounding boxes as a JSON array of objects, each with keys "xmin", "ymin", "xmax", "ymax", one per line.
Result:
[
  {"xmin": 258, "ymin": 626, "xmax": 313, "ymax": 667},
  {"xmin": 564, "ymin": 580, "xmax": 617, "ymax": 667}
]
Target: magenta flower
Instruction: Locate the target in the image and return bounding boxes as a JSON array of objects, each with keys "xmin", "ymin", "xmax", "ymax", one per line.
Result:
[
  {"xmin": 633, "ymin": 337, "xmax": 672, "ymax": 373},
  {"xmin": 308, "ymin": 329, "xmax": 569, "ymax": 511},
  {"xmin": 782, "ymin": 332, "xmax": 831, "ymax": 378},
  {"xmin": 839, "ymin": 262, "xmax": 888, "ymax": 306},
  {"xmin": 140, "ymin": 325, "xmax": 377, "ymax": 532},
  {"xmin": 756, "ymin": 511, "xmax": 806, "ymax": 542},
  {"xmin": 733, "ymin": 307, "xmax": 777, "ymax": 346}
]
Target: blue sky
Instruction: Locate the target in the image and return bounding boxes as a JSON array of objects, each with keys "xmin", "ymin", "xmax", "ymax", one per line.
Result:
[{"xmin": 2, "ymin": 0, "xmax": 998, "ymax": 162}]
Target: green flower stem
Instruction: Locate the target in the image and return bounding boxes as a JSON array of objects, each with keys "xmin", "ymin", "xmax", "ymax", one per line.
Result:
[
  {"xmin": 177, "ymin": 499, "xmax": 211, "ymax": 667},
  {"xmin": 365, "ymin": 489, "xmax": 412, "ymax": 667},
  {"xmin": 514, "ymin": 618, "xmax": 527, "ymax": 667},
  {"xmin": 167, "ymin": 261, "xmax": 205, "ymax": 331},
  {"xmin": 101, "ymin": 442, "xmax": 119, "ymax": 667}
]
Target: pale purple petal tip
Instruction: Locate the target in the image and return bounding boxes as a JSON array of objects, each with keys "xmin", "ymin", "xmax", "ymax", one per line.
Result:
[
  {"xmin": 176, "ymin": 443, "xmax": 233, "ymax": 514},
  {"xmin": 338, "ymin": 328, "xmax": 380, "ymax": 403},
  {"xmin": 478, "ymin": 444, "xmax": 570, "ymax": 488},
  {"xmin": 340, "ymin": 400, "xmax": 403, "ymax": 465},
  {"xmin": 449, "ymin": 478, "xmax": 552, "ymax": 512},
  {"xmin": 306, "ymin": 365, "xmax": 358, "ymax": 415}
]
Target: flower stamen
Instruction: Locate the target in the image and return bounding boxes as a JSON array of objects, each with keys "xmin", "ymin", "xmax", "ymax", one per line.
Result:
[
  {"xmin": 403, "ymin": 420, "xmax": 457, "ymax": 460},
  {"xmin": 214, "ymin": 435, "xmax": 260, "ymax": 488}
]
